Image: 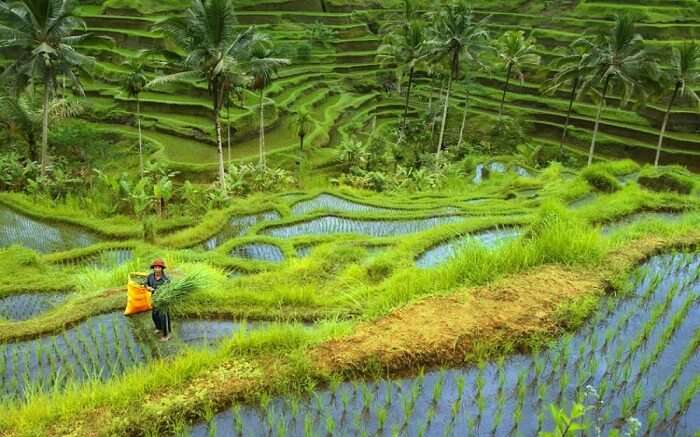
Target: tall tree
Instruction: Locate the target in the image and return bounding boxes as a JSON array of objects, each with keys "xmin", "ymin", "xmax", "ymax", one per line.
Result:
[
  {"xmin": 377, "ymin": 20, "xmax": 427, "ymax": 133},
  {"xmin": 248, "ymin": 41, "xmax": 290, "ymax": 168},
  {"xmin": 0, "ymin": 0, "xmax": 93, "ymax": 176},
  {"xmin": 543, "ymin": 39, "xmax": 592, "ymax": 158},
  {"xmin": 654, "ymin": 41, "xmax": 699, "ymax": 167},
  {"xmin": 122, "ymin": 51, "xmax": 150, "ymax": 177},
  {"xmin": 578, "ymin": 14, "xmax": 658, "ymax": 166},
  {"xmin": 150, "ymin": 0, "xmax": 256, "ymax": 189},
  {"xmin": 294, "ymin": 109, "xmax": 312, "ymax": 152},
  {"xmin": 426, "ymin": 1, "xmax": 489, "ymax": 158},
  {"xmin": 495, "ymin": 30, "xmax": 541, "ymax": 117}
]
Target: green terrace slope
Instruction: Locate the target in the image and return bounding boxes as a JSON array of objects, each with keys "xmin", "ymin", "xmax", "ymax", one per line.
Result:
[{"xmin": 69, "ymin": 0, "xmax": 700, "ymax": 175}]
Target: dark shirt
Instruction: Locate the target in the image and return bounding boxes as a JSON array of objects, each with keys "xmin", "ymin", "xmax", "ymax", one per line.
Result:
[{"xmin": 146, "ymin": 272, "xmax": 169, "ymax": 293}]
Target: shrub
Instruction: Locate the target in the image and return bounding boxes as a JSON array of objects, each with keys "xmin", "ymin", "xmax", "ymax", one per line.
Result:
[
  {"xmin": 638, "ymin": 166, "xmax": 694, "ymax": 195},
  {"xmin": 225, "ymin": 163, "xmax": 296, "ymax": 196},
  {"xmin": 295, "ymin": 42, "xmax": 312, "ymax": 62},
  {"xmin": 581, "ymin": 166, "xmax": 621, "ymax": 193},
  {"xmin": 461, "ymin": 115, "xmax": 529, "ymax": 155},
  {"xmin": 308, "ymin": 22, "xmax": 336, "ymax": 47}
]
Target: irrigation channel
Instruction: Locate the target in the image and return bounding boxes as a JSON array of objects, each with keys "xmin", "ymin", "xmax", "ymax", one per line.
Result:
[
  {"xmin": 190, "ymin": 252, "xmax": 700, "ymax": 436},
  {"xmin": 0, "ymin": 205, "xmax": 101, "ymax": 253}
]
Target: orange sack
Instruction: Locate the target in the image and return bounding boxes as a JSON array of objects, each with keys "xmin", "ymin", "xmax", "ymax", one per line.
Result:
[{"xmin": 124, "ymin": 272, "xmax": 152, "ymax": 315}]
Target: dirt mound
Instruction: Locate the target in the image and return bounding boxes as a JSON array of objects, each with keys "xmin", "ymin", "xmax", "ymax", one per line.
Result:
[{"xmin": 314, "ymin": 265, "xmax": 603, "ymax": 373}]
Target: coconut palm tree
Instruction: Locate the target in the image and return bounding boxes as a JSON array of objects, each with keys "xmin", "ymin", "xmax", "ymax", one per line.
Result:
[
  {"xmin": 495, "ymin": 30, "xmax": 541, "ymax": 117},
  {"xmin": 0, "ymin": 0, "xmax": 93, "ymax": 177},
  {"xmin": 578, "ymin": 14, "xmax": 659, "ymax": 166},
  {"xmin": 150, "ymin": 0, "xmax": 257, "ymax": 189},
  {"xmin": 0, "ymin": 90, "xmax": 83, "ymax": 162},
  {"xmin": 294, "ymin": 109, "xmax": 312, "ymax": 152},
  {"xmin": 122, "ymin": 51, "xmax": 150, "ymax": 177},
  {"xmin": 542, "ymin": 39, "xmax": 592, "ymax": 158},
  {"xmin": 248, "ymin": 41, "xmax": 290, "ymax": 168},
  {"xmin": 425, "ymin": 1, "xmax": 490, "ymax": 157},
  {"xmin": 377, "ymin": 20, "xmax": 427, "ymax": 133},
  {"xmin": 654, "ymin": 41, "xmax": 699, "ymax": 167}
]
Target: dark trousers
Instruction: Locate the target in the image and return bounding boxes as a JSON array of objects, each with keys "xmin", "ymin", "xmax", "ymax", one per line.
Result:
[{"xmin": 152, "ymin": 308, "xmax": 171, "ymax": 335}]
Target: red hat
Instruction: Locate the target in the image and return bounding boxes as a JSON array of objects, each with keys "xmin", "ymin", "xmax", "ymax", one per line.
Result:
[{"xmin": 150, "ymin": 258, "xmax": 166, "ymax": 269}]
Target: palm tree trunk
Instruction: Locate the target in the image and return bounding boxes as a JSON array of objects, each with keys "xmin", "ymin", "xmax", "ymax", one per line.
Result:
[
  {"xmin": 431, "ymin": 79, "xmax": 444, "ymax": 142},
  {"xmin": 137, "ymin": 97, "xmax": 143, "ymax": 177},
  {"xmin": 300, "ymin": 135, "xmax": 304, "ymax": 152},
  {"xmin": 215, "ymin": 114, "xmax": 225, "ymax": 189},
  {"xmin": 457, "ymin": 92, "xmax": 469, "ymax": 149},
  {"xmin": 402, "ymin": 66, "xmax": 415, "ymax": 132},
  {"xmin": 560, "ymin": 76, "xmax": 579, "ymax": 158},
  {"xmin": 654, "ymin": 82, "xmax": 680, "ymax": 167},
  {"xmin": 428, "ymin": 74, "xmax": 434, "ymax": 113},
  {"xmin": 259, "ymin": 88, "xmax": 265, "ymax": 168},
  {"xmin": 499, "ymin": 63, "xmax": 513, "ymax": 117},
  {"xmin": 588, "ymin": 75, "xmax": 611, "ymax": 167},
  {"xmin": 227, "ymin": 103, "xmax": 232, "ymax": 163},
  {"xmin": 41, "ymin": 80, "xmax": 50, "ymax": 177},
  {"xmin": 437, "ymin": 74, "xmax": 452, "ymax": 158}
]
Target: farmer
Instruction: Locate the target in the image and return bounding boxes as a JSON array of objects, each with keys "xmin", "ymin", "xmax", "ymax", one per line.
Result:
[{"xmin": 146, "ymin": 258, "xmax": 172, "ymax": 341}]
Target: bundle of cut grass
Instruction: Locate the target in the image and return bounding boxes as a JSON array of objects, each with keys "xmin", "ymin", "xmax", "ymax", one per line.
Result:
[{"xmin": 151, "ymin": 271, "xmax": 204, "ymax": 313}]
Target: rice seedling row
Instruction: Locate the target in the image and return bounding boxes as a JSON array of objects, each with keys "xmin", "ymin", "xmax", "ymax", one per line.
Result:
[
  {"xmin": 0, "ymin": 313, "xmax": 272, "ymax": 400},
  {"xmin": 263, "ymin": 215, "xmax": 466, "ymax": 239},
  {"xmin": 0, "ymin": 293, "xmax": 71, "ymax": 321},
  {"xmin": 230, "ymin": 243, "xmax": 285, "ymax": 263},
  {"xmin": 203, "ymin": 211, "xmax": 281, "ymax": 250},
  {"xmin": 415, "ymin": 227, "xmax": 522, "ymax": 268},
  {"xmin": 0, "ymin": 206, "xmax": 102, "ymax": 253}
]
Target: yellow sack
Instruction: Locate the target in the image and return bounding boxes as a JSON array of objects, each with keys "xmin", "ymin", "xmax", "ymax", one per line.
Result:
[{"xmin": 124, "ymin": 272, "xmax": 152, "ymax": 315}]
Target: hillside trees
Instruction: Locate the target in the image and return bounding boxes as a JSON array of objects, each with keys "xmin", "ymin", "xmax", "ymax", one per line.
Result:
[{"xmin": 0, "ymin": 0, "xmax": 94, "ymax": 176}]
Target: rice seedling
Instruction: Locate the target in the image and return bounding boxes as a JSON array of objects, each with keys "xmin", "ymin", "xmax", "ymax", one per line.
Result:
[
  {"xmin": 376, "ymin": 406, "xmax": 387, "ymax": 431},
  {"xmin": 431, "ymin": 373, "xmax": 444, "ymax": 405},
  {"xmin": 303, "ymin": 413, "xmax": 313, "ymax": 437},
  {"xmin": 678, "ymin": 375, "xmax": 700, "ymax": 414},
  {"xmin": 325, "ymin": 413, "xmax": 335, "ymax": 435}
]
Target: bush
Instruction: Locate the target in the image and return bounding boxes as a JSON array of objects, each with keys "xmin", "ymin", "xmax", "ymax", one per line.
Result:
[
  {"xmin": 461, "ymin": 115, "xmax": 529, "ymax": 155},
  {"xmin": 49, "ymin": 119, "xmax": 112, "ymax": 164},
  {"xmin": 225, "ymin": 163, "xmax": 296, "ymax": 196},
  {"xmin": 638, "ymin": 166, "xmax": 694, "ymax": 195},
  {"xmin": 295, "ymin": 42, "xmax": 312, "ymax": 62},
  {"xmin": 581, "ymin": 166, "xmax": 621, "ymax": 193}
]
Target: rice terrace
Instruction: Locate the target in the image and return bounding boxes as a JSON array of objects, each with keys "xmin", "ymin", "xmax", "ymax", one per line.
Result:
[{"xmin": 1, "ymin": 0, "xmax": 700, "ymax": 435}]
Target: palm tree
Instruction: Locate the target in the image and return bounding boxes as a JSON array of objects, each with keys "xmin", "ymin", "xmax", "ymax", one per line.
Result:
[
  {"xmin": 0, "ymin": 90, "xmax": 82, "ymax": 162},
  {"xmin": 122, "ymin": 51, "xmax": 150, "ymax": 177},
  {"xmin": 456, "ymin": 72, "xmax": 476, "ymax": 149},
  {"xmin": 0, "ymin": 0, "xmax": 93, "ymax": 177},
  {"xmin": 578, "ymin": 14, "xmax": 658, "ymax": 166},
  {"xmin": 654, "ymin": 41, "xmax": 699, "ymax": 167},
  {"xmin": 543, "ymin": 40, "xmax": 592, "ymax": 158},
  {"xmin": 495, "ymin": 30, "xmax": 541, "ymax": 117},
  {"xmin": 150, "ymin": 0, "xmax": 256, "ymax": 189},
  {"xmin": 294, "ymin": 109, "xmax": 312, "ymax": 152},
  {"xmin": 426, "ymin": 1, "xmax": 490, "ymax": 157},
  {"xmin": 377, "ymin": 20, "xmax": 427, "ymax": 133},
  {"xmin": 248, "ymin": 41, "xmax": 290, "ymax": 168}
]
